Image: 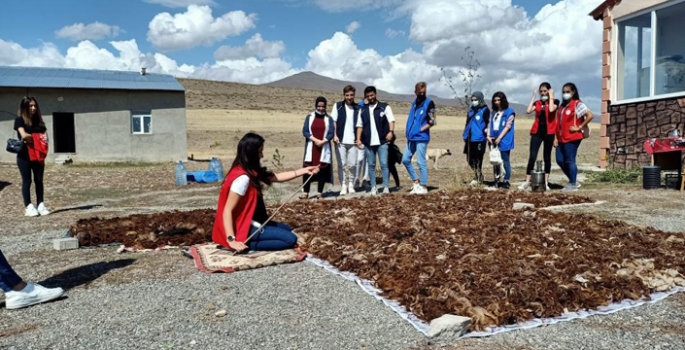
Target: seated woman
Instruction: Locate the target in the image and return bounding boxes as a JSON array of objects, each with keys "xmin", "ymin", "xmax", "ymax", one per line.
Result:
[{"xmin": 212, "ymin": 132, "xmax": 320, "ymax": 253}]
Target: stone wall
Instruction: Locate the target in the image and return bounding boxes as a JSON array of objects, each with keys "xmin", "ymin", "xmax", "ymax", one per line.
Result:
[{"xmin": 608, "ymin": 97, "xmax": 685, "ymax": 169}]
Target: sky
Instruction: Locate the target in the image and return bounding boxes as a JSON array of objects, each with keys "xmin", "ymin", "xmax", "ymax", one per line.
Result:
[{"xmin": 0, "ymin": 0, "xmax": 604, "ymax": 110}]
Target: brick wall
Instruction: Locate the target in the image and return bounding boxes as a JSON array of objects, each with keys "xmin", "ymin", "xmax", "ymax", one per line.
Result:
[
  {"xmin": 599, "ymin": 8, "xmax": 612, "ymax": 168},
  {"xmin": 608, "ymin": 98, "xmax": 685, "ymax": 168}
]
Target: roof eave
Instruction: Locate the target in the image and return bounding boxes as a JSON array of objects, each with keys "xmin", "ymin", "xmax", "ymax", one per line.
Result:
[{"xmin": 589, "ymin": 0, "xmax": 622, "ymax": 20}]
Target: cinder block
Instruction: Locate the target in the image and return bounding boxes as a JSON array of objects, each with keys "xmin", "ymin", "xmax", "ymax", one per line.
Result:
[{"xmin": 53, "ymin": 238, "xmax": 79, "ymax": 251}]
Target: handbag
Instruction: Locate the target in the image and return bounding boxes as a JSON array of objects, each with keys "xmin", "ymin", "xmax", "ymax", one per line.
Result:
[
  {"xmin": 573, "ymin": 104, "xmax": 591, "ymax": 139},
  {"xmin": 489, "ymin": 146, "xmax": 503, "ymax": 165},
  {"xmin": 6, "ymin": 138, "xmax": 24, "ymax": 154}
]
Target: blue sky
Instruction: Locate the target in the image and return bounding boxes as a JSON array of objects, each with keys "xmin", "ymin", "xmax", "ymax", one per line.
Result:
[{"xmin": 0, "ymin": 0, "xmax": 604, "ymax": 108}]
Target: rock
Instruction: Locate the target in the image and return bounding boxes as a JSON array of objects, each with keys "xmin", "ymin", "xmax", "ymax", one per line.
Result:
[
  {"xmin": 523, "ymin": 211, "xmax": 536, "ymax": 218},
  {"xmin": 513, "ymin": 202, "xmax": 535, "ymax": 210},
  {"xmin": 428, "ymin": 314, "xmax": 471, "ymax": 339},
  {"xmin": 215, "ymin": 310, "xmax": 227, "ymax": 317}
]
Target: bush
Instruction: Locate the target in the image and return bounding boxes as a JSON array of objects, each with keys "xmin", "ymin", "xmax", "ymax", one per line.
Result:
[{"xmin": 586, "ymin": 168, "xmax": 641, "ymax": 184}]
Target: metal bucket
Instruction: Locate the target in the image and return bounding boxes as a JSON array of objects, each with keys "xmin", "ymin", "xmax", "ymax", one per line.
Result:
[{"xmin": 531, "ymin": 172, "xmax": 546, "ymax": 192}]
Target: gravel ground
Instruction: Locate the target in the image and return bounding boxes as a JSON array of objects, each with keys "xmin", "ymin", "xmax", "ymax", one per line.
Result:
[{"xmin": 2, "ymin": 164, "xmax": 685, "ymax": 349}]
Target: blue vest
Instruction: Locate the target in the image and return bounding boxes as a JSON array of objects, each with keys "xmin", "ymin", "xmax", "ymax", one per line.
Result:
[
  {"xmin": 360, "ymin": 102, "xmax": 390, "ymax": 146},
  {"xmin": 334, "ymin": 101, "xmax": 360, "ymax": 141},
  {"xmin": 463, "ymin": 106, "xmax": 488, "ymax": 142},
  {"xmin": 489, "ymin": 107, "xmax": 516, "ymax": 151},
  {"xmin": 406, "ymin": 97, "xmax": 432, "ymax": 142}
]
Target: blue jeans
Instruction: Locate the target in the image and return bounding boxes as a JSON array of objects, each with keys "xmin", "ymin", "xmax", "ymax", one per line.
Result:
[
  {"xmin": 364, "ymin": 144, "xmax": 389, "ymax": 189},
  {"xmin": 247, "ymin": 222, "xmax": 298, "ymax": 251},
  {"xmin": 402, "ymin": 141, "xmax": 428, "ymax": 186},
  {"xmin": 556, "ymin": 140, "xmax": 582, "ymax": 184},
  {"xmin": 501, "ymin": 150, "xmax": 511, "ymax": 181},
  {"xmin": 1, "ymin": 249, "xmax": 23, "ymax": 292}
]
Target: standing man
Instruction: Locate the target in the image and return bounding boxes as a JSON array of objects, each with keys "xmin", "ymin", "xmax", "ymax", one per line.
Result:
[
  {"xmin": 356, "ymin": 86, "xmax": 395, "ymax": 195},
  {"xmin": 402, "ymin": 82, "xmax": 435, "ymax": 194},
  {"xmin": 331, "ymin": 85, "xmax": 360, "ymax": 195}
]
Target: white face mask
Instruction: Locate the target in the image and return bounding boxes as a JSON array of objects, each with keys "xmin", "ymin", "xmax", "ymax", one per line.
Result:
[
  {"xmin": 471, "ymin": 100, "xmax": 480, "ymax": 107},
  {"xmin": 563, "ymin": 93, "xmax": 573, "ymax": 101},
  {"xmin": 540, "ymin": 96, "xmax": 549, "ymax": 101}
]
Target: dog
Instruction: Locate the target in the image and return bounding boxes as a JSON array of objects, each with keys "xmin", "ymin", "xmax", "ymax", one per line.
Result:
[{"xmin": 425, "ymin": 148, "xmax": 452, "ymax": 169}]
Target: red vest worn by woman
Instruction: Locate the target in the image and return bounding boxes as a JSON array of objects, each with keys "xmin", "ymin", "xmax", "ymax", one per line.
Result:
[
  {"xmin": 212, "ymin": 166, "xmax": 258, "ymax": 248},
  {"xmin": 556, "ymin": 100, "xmax": 583, "ymax": 144},
  {"xmin": 530, "ymin": 100, "xmax": 557, "ymax": 135}
]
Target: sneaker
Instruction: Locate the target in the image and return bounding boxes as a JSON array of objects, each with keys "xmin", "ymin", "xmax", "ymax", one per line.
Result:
[
  {"xmin": 24, "ymin": 204, "xmax": 39, "ymax": 217},
  {"xmin": 339, "ymin": 186, "xmax": 348, "ymax": 196},
  {"xmin": 382, "ymin": 187, "xmax": 390, "ymax": 194},
  {"xmin": 561, "ymin": 183, "xmax": 579, "ymax": 192},
  {"xmin": 469, "ymin": 180, "xmax": 478, "ymax": 186},
  {"xmin": 37, "ymin": 202, "xmax": 50, "ymax": 216},
  {"xmin": 369, "ymin": 187, "xmax": 378, "ymax": 196},
  {"xmin": 546, "ymin": 184, "xmax": 551, "ymax": 191},
  {"xmin": 518, "ymin": 182, "xmax": 531, "ymax": 191},
  {"xmin": 502, "ymin": 182, "xmax": 511, "ymax": 190},
  {"xmin": 348, "ymin": 183, "xmax": 356, "ymax": 194},
  {"xmin": 413, "ymin": 185, "xmax": 428, "ymax": 195},
  {"xmin": 5, "ymin": 282, "xmax": 64, "ymax": 310},
  {"xmin": 409, "ymin": 183, "xmax": 420, "ymax": 193}
]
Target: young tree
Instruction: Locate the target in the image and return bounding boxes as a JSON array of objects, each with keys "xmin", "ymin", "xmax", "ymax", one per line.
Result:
[{"xmin": 440, "ymin": 46, "xmax": 482, "ymax": 108}]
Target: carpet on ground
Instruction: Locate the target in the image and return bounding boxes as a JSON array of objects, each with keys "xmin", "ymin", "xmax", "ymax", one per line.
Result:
[{"xmin": 188, "ymin": 243, "xmax": 308, "ymax": 273}]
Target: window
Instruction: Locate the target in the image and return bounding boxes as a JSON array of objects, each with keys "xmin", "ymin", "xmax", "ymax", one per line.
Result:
[
  {"xmin": 131, "ymin": 111, "xmax": 152, "ymax": 134},
  {"xmin": 615, "ymin": 0, "xmax": 685, "ymax": 102}
]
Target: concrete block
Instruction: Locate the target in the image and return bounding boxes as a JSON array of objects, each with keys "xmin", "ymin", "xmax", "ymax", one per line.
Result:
[
  {"xmin": 428, "ymin": 314, "xmax": 471, "ymax": 339},
  {"xmin": 513, "ymin": 202, "xmax": 535, "ymax": 210},
  {"xmin": 53, "ymin": 238, "xmax": 79, "ymax": 251}
]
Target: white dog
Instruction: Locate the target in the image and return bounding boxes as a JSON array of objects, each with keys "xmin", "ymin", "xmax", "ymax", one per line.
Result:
[{"xmin": 425, "ymin": 148, "xmax": 452, "ymax": 169}]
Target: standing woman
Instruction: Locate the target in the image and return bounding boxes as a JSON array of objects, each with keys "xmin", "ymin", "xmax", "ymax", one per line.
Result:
[
  {"xmin": 213, "ymin": 133, "xmax": 320, "ymax": 252},
  {"xmin": 13, "ymin": 96, "xmax": 50, "ymax": 217},
  {"xmin": 462, "ymin": 91, "xmax": 490, "ymax": 185},
  {"xmin": 519, "ymin": 83, "xmax": 558, "ymax": 190},
  {"xmin": 487, "ymin": 92, "xmax": 516, "ymax": 189},
  {"xmin": 555, "ymin": 83, "xmax": 594, "ymax": 191},
  {"xmin": 301, "ymin": 97, "xmax": 335, "ymax": 199}
]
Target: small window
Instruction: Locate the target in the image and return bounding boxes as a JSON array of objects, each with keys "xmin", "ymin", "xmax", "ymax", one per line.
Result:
[{"xmin": 131, "ymin": 111, "xmax": 152, "ymax": 134}]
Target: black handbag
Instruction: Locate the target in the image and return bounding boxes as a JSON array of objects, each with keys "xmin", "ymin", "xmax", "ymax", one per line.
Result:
[{"xmin": 6, "ymin": 138, "xmax": 24, "ymax": 154}]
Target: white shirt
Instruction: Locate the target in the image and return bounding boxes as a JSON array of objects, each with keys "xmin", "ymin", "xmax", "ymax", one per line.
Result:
[
  {"xmin": 230, "ymin": 175, "xmax": 250, "ymax": 196},
  {"xmin": 492, "ymin": 111, "xmax": 504, "ymax": 132},
  {"xmin": 356, "ymin": 103, "xmax": 395, "ymax": 146},
  {"xmin": 331, "ymin": 103, "xmax": 357, "ymax": 145}
]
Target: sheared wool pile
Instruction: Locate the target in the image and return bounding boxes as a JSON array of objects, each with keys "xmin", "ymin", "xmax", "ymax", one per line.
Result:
[{"xmin": 276, "ymin": 189, "xmax": 685, "ymax": 331}]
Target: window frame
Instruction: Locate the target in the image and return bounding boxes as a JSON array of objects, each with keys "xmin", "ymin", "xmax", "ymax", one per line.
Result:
[
  {"xmin": 613, "ymin": 0, "xmax": 685, "ymax": 105},
  {"xmin": 130, "ymin": 110, "xmax": 152, "ymax": 135}
]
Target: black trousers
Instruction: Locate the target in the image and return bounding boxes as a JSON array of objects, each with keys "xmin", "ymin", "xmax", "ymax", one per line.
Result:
[
  {"xmin": 303, "ymin": 165, "xmax": 330, "ymax": 194},
  {"xmin": 17, "ymin": 156, "xmax": 45, "ymax": 206},
  {"xmin": 526, "ymin": 134, "xmax": 555, "ymax": 175},
  {"xmin": 464, "ymin": 141, "xmax": 486, "ymax": 180}
]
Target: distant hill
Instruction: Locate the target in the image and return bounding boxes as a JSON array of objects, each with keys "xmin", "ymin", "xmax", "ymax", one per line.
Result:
[{"xmin": 265, "ymin": 71, "xmax": 528, "ymax": 114}]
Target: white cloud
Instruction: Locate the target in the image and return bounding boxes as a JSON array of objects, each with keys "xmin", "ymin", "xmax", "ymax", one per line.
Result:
[
  {"xmin": 143, "ymin": 0, "xmax": 217, "ymax": 8},
  {"xmin": 147, "ymin": 5, "xmax": 256, "ymax": 52},
  {"xmin": 56, "ymin": 22, "xmax": 123, "ymax": 41},
  {"xmin": 346, "ymin": 21, "xmax": 361, "ymax": 34},
  {"xmin": 214, "ymin": 33, "xmax": 285, "ymax": 60},
  {"xmin": 385, "ymin": 28, "xmax": 405, "ymax": 39}
]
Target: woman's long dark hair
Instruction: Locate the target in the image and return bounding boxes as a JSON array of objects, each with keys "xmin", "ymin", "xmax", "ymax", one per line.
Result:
[
  {"xmin": 561, "ymin": 82, "xmax": 580, "ymax": 106},
  {"xmin": 230, "ymin": 132, "xmax": 274, "ymax": 190},
  {"xmin": 491, "ymin": 91, "xmax": 509, "ymax": 111},
  {"xmin": 19, "ymin": 96, "xmax": 45, "ymax": 127}
]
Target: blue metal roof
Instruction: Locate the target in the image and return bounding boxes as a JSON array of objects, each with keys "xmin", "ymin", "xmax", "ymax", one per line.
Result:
[{"xmin": 0, "ymin": 66, "xmax": 185, "ymax": 92}]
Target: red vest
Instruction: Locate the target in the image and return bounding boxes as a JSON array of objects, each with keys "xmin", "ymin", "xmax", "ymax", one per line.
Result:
[
  {"xmin": 556, "ymin": 100, "xmax": 583, "ymax": 143},
  {"xmin": 212, "ymin": 166, "xmax": 258, "ymax": 247},
  {"xmin": 530, "ymin": 100, "xmax": 557, "ymax": 135}
]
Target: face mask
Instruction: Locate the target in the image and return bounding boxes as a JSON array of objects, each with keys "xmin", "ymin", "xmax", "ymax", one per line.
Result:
[
  {"xmin": 563, "ymin": 93, "xmax": 572, "ymax": 101},
  {"xmin": 471, "ymin": 100, "xmax": 479, "ymax": 107},
  {"xmin": 540, "ymin": 96, "xmax": 549, "ymax": 101},
  {"xmin": 315, "ymin": 109, "xmax": 326, "ymax": 115}
]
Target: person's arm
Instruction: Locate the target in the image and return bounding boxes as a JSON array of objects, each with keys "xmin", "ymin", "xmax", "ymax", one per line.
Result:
[
  {"xmin": 325, "ymin": 117, "xmax": 335, "ymax": 142},
  {"xmin": 548, "ymin": 90, "xmax": 558, "ymax": 113},
  {"xmin": 17, "ymin": 127, "xmax": 33, "ymax": 143},
  {"xmin": 356, "ymin": 113, "xmax": 364, "ymax": 148},
  {"xmin": 331, "ymin": 106, "xmax": 339, "ymax": 144},
  {"xmin": 385, "ymin": 105, "xmax": 396, "ymax": 141},
  {"xmin": 421, "ymin": 101, "xmax": 435, "ymax": 132},
  {"xmin": 270, "ymin": 166, "xmax": 320, "ymax": 183},
  {"xmin": 526, "ymin": 89, "xmax": 537, "ymax": 114},
  {"xmin": 222, "ymin": 190, "xmax": 248, "ymax": 251},
  {"xmin": 303, "ymin": 115, "xmax": 322, "ymax": 145},
  {"xmin": 495, "ymin": 113, "xmax": 516, "ymax": 144},
  {"xmin": 482, "ymin": 108, "xmax": 490, "ymax": 135},
  {"xmin": 571, "ymin": 103, "xmax": 594, "ymax": 131}
]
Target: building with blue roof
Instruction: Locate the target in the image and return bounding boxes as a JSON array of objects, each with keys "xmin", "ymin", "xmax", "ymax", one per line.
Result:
[{"xmin": 0, "ymin": 66, "xmax": 187, "ymax": 163}]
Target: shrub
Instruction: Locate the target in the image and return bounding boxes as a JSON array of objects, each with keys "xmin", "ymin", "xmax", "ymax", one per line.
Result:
[{"xmin": 587, "ymin": 168, "xmax": 640, "ymax": 184}]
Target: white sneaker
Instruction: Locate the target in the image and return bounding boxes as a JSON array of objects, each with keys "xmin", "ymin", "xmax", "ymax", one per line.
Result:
[
  {"xmin": 412, "ymin": 185, "xmax": 428, "ymax": 195},
  {"xmin": 348, "ymin": 183, "xmax": 356, "ymax": 194},
  {"xmin": 409, "ymin": 183, "xmax": 420, "ymax": 193},
  {"xmin": 24, "ymin": 204, "xmax": 39, "ymax": 217},
  {"xmin": 369, "ymin": 187, "xmax": 378, "ymax": 196},
  {"xmin": 5, "ymin": 282, "xmax": 64, "ymax": 310},
  {"xmin": 469, "ymin": 180, "xmax": 478, "ymax": 186},
  {"xmin": 382, "ymin": 187, "xmax": 390, "ymax": 194},
  {"xmin": 37, "ymin": 202, "xmax": 50, "ymax": 216},
  {"xmin": 546, "ymin": 184, "xmax": 551, "ymax": 191},
  {"xmin": 339, "ymin": 186, "xmax": 348, "ymax": 196},
  {"xmin": 518, "ymin": 182, "xmax": 530, "ymax": 191}
]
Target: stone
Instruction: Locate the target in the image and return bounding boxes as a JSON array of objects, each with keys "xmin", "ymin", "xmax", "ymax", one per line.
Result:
[
  {"xmin": 619, "ymin": 106, "xmax": 627, "ymax": 114},
  {"xmin": 637, "ymin": 103, "xmax": 646, "ymax": 111},
  {"xmin": 638, "ymin": 125, "xmax": 647, "ymax": 139},
  {"xmin": 657, "ymin": 101, "xmax": 667, "ymax": 111},
  {"xmin": 671, "ymin": 112, "xmax": 682, "ymax": 124},
  {"xmin": 616, "ymin": 113, "xmax": 626, "ymax": 123},
  {"xmin": 678, "ymin": 98, "xmax": 685, "ymax": 108},
  {"xmin": 53, "ymin": 238, "xmax": 79, "ymax": 251},
  {"xmin": 627, "ymin": 118, "xmax": 637, "ymax": 127},
  {"xmin": 513, "ymin": 203, "xmax": 535, "ymax": 210},
  {"xmin": 626, "ymin": 106, "xmax": 637, "ymax": 120},
  {"xmin": 215, "ymin": 310, "xmax": 227, "ymax": 317},
  {"xmin": 616, "ymin": 138, "xmax": 626, "ymax": 147},
  {"xmin": 428, "ymin": 314, "xmax": 472, "ymax": 339},
  {"xmin": 646, "ymin": 120, "xmax": 658, "ymax": 130}
]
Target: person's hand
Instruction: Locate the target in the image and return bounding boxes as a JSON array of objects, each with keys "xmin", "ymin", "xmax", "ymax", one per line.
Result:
[
  {"xmin": 532, "ymin": 88, "xmax": 537, "ymax": 97},
  {"xmin": 315, "ymin": 140, "xmax": 325, "ymax": 147},
  {"xmin": 553, "ymin": 139, "xmax": 558, "ymax": 148},
  {"xmin": 486, "ymin": 137, "xmax": 493, "ymax": 145},
  {"xmin": 386, "ymin": 132, "xmax": 393, "ymax": 141},
  {"xmin": 548, "ymin": 88, "xmax": 554, "ymax": 97},
  {"xmin": 356, "ymin": 140, "xmax": 363, "ymax": 149},
  {"xmin": 333, "ymin": 136, "xmax": 339, "ymax": 144},
  {"xmin": 228, "ymin": 240, "xmax": 248, "ymax": 252},
  {"xmin": 494, "ymin": 138, "xmax": 501, "ymax": 146},
  {"xmin": 569, "ymin": 126, "xmax": 580, "ymax": 133},
  {"xmin": 304, "ymin": 165, "xmax": 320, "ymax": 175}
]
